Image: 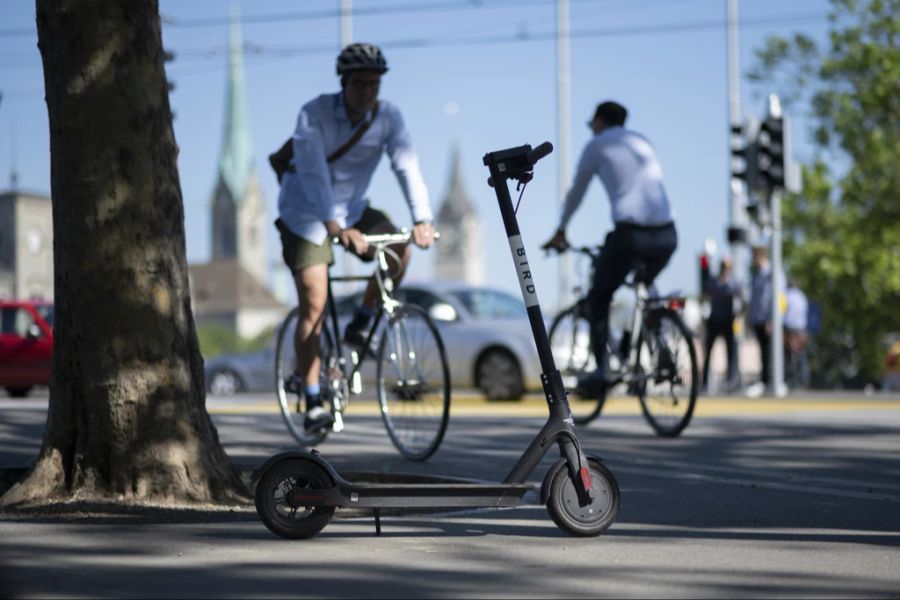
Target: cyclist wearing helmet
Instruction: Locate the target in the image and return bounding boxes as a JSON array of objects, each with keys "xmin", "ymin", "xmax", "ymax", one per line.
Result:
[
  {"xmin": 542, "ymin": 101, "xmax": 678, "ymax": 396},
  {"xmin": 276, "ymin": 43, "xmax": 435, "ymax": 432}
]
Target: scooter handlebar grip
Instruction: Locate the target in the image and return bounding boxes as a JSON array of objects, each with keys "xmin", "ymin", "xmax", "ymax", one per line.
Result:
[{"xmin": 526, "ymin": 141, "xmax": 554, "ymax": 165}]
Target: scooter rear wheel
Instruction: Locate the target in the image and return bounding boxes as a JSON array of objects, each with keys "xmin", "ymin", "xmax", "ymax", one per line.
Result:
[
  {"xmin": 255, "ymin": 459, "xmax": 336, "ymax": 539},
  {"xmin": 546, "ymin": 457, "xmax": 620, "ymax": 536}
]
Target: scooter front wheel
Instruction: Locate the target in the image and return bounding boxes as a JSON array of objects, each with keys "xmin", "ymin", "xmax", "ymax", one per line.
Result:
[
  {"xmin": 546, "ymin": 457, "xmax": 620, "ymax": 536},
  {"xmin": 255, "ymin": 458, "xmax": 336, "ymax": 539}
]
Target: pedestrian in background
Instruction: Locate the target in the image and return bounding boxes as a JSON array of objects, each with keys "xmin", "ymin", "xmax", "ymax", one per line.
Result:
[
  {"xmin": 749, "ymin": 245, "xmax": 773, "ymax": 392},
  {"xmin": 702, "ymin": 256, "xmax": 741, "ymax": 392},
  {"xmin": 784, "ymin": 277, "xmax": 810, "ymax": 389}
]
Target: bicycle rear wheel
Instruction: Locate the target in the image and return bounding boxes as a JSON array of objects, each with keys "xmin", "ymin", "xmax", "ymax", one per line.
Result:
[
  {"xmin": 548, "ymin": 305, "xmax": 605, "ymax": 424},
  {"xmin": 636, "ymin": 309, "xmax": 698, "ymax": 437},
  {"xmin": 275, "ymin": 307, "xmax": 334, "ymax": 447},
  {"xmin": 377, "ymin": 304, "xmax": 451, "ymax": 461}
]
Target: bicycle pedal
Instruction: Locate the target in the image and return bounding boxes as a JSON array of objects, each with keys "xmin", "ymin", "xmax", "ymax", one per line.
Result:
[{"xmin": 351, "ymin": 371, "xmax": 362, "ymax": 394}]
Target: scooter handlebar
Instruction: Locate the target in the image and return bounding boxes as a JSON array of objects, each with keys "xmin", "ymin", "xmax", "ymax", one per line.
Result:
[{"xmin": 526, "ymin": 141, "xmax": 553, "ymax": 165}]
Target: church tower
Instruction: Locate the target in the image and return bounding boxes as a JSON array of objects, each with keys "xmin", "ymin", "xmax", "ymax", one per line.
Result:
[
  {"xmin": 435, "ymin": 147, "xmax": 484, "ymax": 285},
  {"xmin": 189, "ymin": 5, "xmax": 285, "ymax": 339},
  {"xmin": 210, "ymin": 7, "xmax": 267, "ymax": 286}
]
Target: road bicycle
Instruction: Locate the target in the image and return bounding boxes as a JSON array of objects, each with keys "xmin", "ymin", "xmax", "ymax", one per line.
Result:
[
  {"xmin": 274, "ymin": 229, "xmax": 451, "ymax": 461},
  {"xmin": 548, "ymin": 246, "xmax": 698, "ymax": 436}
]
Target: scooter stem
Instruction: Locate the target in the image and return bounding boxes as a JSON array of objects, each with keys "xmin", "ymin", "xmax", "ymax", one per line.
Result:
[{"xmin": 483, "ymin": 143, "xmax": 594, "ymax": 505}]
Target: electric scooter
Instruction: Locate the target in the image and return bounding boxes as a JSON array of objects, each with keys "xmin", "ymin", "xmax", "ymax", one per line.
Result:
[{"xmin": 253, "ymin": 142, "xmax": 621, "ymax": 538}]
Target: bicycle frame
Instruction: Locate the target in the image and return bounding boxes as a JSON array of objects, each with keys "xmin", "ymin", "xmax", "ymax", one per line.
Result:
[
  {"xmin": 559, "ymin": 247, "xmax": 683, "ymax": 384},
  {"xmin": 322, "ymin": 233, "xmax": 411, "ymax": 420}
]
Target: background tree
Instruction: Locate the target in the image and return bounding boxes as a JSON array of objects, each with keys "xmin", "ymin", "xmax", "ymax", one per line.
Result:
[
  {"xmin": 748, "ymin": 0, "xmax": 900, "ymax": 386},
  {"xmin": 1, "ymin": 0, "xmax": 247, "ymax": 506}
]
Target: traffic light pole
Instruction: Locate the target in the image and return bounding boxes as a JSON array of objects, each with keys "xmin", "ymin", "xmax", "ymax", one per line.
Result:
[
  {"xmin": 769, "ymin": 191, "xmax": 785, "ymax": 396},
  {"xmin": 726, "ymin": 0, "xmax": 746, "ymax": 286},
  {"xmin": 763, "ymin": 94, "xmax": 786, "ymax": 396},
  {"xmin": 556, "ymin": 0, "xmax": 572, "ymax": 310}
]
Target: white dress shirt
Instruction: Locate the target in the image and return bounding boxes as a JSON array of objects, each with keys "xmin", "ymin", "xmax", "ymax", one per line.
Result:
[
  {"xmin": 278, "ymin": 92, "xmax": 432, "ymax": 245},
  {"xmin": 559, "ymin": 126, "xmax": 673, "ymax": 229}
]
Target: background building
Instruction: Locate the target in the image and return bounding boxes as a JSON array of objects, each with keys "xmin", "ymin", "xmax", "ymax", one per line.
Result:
[{"xmin": 0, "ymin": 190, "xmax": 52, "ymax": 301}]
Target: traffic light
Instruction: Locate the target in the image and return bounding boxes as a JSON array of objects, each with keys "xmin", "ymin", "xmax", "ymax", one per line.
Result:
[
  {"xmin": 756, "ymin": 116, "xmax": 785, "ymax": 190},
  {"xmin": 698, "ymin": 253, "xmax": 711, "ymax": 296},
  {"xmin": 729, "ymin": 122, "xmax": 757, "ymax": 190}
]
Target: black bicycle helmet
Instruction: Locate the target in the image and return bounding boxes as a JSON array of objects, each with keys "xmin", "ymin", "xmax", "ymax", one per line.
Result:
[{"xmin": 336, "ymin": 43, "xmax": 389, "ymax": 76}]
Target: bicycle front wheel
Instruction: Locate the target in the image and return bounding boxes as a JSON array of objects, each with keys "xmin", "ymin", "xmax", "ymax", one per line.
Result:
[
  {"xmin": 377, "ymin": 304, "xmax": 451, "ymax": 461},
  {"xmin": 549, "ymin": 305, "xmax": 605, "ymax": 425},
  {"xmin": 275, "ymin": 307, "xmax": 333, "ymax": 447},
  {"xmin": 636, "ymin": 309, "xmax": 698, "ymax": 437}
]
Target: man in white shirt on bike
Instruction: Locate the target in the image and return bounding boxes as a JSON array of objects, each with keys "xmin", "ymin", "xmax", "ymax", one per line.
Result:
[
  {"xmin": 275, "ymin": 43, "xmax": 435, "ymax": 432},
  {"xmin": 543, "ymin": 101, "xmax": 678, "ymax": 396}
]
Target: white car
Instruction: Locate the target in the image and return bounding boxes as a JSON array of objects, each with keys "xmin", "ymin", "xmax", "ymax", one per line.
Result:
[
  {"xmin": 385, "ymin": 283, "xmax": 544, "ymax": 400},
  {"xmin": 204, "ymin": 283, "xmax": 544, "ymax": 400}
]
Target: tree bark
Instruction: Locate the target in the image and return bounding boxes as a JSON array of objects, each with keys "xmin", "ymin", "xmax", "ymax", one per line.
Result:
[{"xmin": 1, "ymin": 0, "xmax": 248, "ymax": 506}]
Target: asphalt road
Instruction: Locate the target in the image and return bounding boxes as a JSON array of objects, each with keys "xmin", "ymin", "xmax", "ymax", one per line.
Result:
[{"xmin": 1, "ymin": 390, "xmax": 899, "ymax": 598}]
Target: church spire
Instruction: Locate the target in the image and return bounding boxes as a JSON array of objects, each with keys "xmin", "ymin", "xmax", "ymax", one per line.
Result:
[
  {"xmin": 217, "ymin": 4, "xmax": 254, "ymax": 201},
  {"xmin": 435, "ymin": 145, "xmax": 484, "ymax": 285},
  {"xmin": 437, "ymin": 144, "xmax": 475, "ymax": 222}
]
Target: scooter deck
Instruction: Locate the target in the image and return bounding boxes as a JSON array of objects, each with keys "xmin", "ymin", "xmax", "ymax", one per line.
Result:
[{"xmin": 311, "ymin": 482, "xmax": 539, "ymax": 509}]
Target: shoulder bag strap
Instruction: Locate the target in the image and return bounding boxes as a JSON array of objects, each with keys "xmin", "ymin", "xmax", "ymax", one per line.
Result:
[{"xmin": 326, "ymin": 101, "xmax": 380, "ymax": 163}]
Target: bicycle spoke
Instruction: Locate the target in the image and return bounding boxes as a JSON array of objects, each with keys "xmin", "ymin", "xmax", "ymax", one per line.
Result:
[
  {"xmin": 377, "ymin": 305, "xmax": 450, "ymax": 461},
  {"xmin": 549, "ymin": 306, "xmax": 606, "ymax": 424},
  {"xmin": 638, "ymin": 310, "xmax": 698, "ymax": 437}
]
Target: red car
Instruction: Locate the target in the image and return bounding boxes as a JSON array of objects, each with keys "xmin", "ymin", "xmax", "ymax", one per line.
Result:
[{"xmin": 0, "ymin": 300, "xmax": 53, "ymax": 397}]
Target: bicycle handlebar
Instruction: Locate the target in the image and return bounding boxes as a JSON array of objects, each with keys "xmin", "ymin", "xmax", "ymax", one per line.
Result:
[
  {"xmin": 331, "ymin": 228, "xmax": 441, "ymax": 246},
  {"xmin": 526, "ymin": 141, "xmax": 553, "ymax": 165},
  {"xmin": 545, "ymin": 244, "xmax": 599, "ymax": 258}
]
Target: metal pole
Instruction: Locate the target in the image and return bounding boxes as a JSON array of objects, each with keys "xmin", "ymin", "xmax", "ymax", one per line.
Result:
[
  {"xmin": 770, "ymin": 189, "xmax": 785, "ymax": 396},
  {"xmin": 340, "ymin": 0, "xmax": 353, "ymax": 48},
  {"xmin": 766, "ymin": 93, "xmax": 785, "ymax": 396},
  {"xmin": 340, "ymin": 0, "xmax": 353, "ymax": 278},
  {"xmin": 556, "ymin": 0, "xmax": 572, "ymax": 310},
  {"xmin": 726, "ymin": 0, "xmax": 744, "ymax": 283}
]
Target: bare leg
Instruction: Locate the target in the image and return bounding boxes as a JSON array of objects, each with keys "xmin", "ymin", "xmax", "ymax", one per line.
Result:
[
  {"xmin": 292, "ymin": 263, "xmax": 329, "ymax": 387},
  {"xmin": 361, "ymin": 243, "xmax": 412, "ymax": 309}
]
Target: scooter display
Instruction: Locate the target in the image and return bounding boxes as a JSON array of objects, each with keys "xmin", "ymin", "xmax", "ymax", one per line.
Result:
[{"xmin": 253, "ymin": 142, "xmax": 621, "ymax": 538}]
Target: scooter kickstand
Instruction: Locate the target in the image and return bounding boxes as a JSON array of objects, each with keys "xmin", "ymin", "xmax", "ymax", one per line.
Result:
[{"xmin": 374, "ymin": 507, "xmax": 382, "ymax": 536}]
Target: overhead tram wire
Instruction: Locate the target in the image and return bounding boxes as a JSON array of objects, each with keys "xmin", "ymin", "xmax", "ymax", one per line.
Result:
[
  {"xmin": 163, "ymin": 11, "xmax": 828, "ymax": 70},
  {"xmin": 0, "ymin": 0, "xmax": 537, "ymax": 37},
  {"xmin": 160, "ymin": 0, "xmax": 631, "ymax": 29},
  {"xmin": 1, "ymin": 10, "xmax": 828, "ymax": 75},
  {"xmin": 0, "ymin": 0, "xmax": 665, "ymax": 38}
]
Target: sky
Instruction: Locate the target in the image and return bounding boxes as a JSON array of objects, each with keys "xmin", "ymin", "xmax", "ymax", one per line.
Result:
[{"xmin": 0, "ymin": 0, "xmax": 832, "ymax": 312}]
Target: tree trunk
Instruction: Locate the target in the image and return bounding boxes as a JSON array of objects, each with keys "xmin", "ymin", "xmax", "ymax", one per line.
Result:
[{"xmin": 1, "ymin": 0, "xmax": 248, "ymax": 506}]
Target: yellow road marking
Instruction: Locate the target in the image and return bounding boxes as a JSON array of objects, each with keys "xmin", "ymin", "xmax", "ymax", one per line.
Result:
[{"xmin": 209, "ymin": 393, "xmax": 900, "ymax": 417}]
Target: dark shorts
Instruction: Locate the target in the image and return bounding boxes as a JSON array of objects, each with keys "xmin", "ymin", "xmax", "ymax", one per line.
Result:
[{"xmin": 276, "ymin": 206, "xmax": 398, "ymax": 273}]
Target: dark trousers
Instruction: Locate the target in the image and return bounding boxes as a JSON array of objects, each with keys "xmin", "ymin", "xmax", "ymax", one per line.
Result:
[
  {"xmin": 588, "ymin": 222, "xmax": 678, "ymax": 367},
  {"xmin": 753, "ymin": 324, "xmax": 770, "ymax": 386},
  {"xmin": 702, "ymin": 320, "xmax": 737, "ymax": 387}
]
